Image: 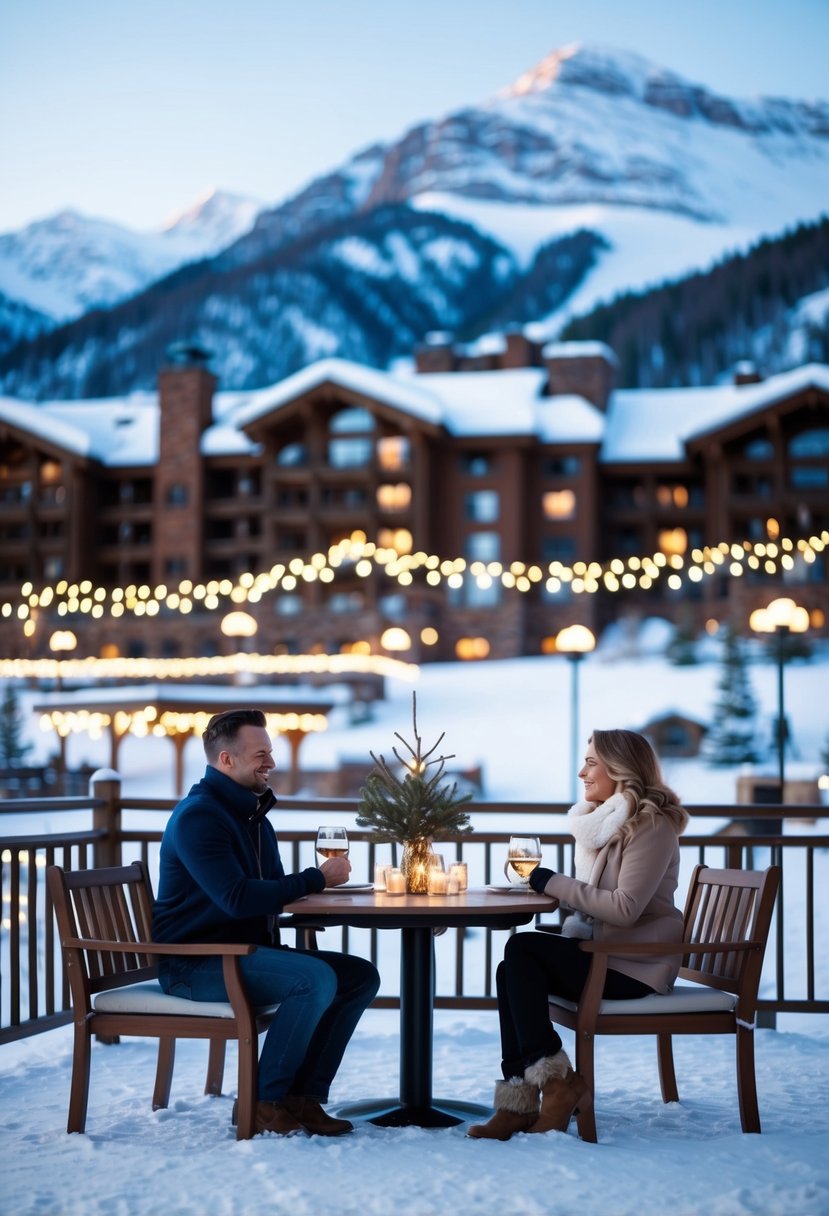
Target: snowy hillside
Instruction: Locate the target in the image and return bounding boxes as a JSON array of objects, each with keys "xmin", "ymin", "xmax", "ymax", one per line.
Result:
[{"xmin": 0, "ymin": 189, "xmax": 261, "ymax": 326}]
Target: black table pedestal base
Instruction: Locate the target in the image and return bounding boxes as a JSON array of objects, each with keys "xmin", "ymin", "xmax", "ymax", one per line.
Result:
[{"xmin": 336, "ymin": 1096, "xmax": 490, "ymax": 1129}]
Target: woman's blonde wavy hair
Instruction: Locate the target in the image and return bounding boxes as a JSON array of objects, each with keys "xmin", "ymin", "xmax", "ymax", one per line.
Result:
[{"xmin": 590, "ymin": 728, "xmax": 688, "ymax": 838}]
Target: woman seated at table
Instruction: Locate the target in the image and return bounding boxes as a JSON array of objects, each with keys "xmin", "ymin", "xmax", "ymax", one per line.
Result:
[{"xmin": 469, "ymin": 727, "xmax": 688, "ymax": 1140}]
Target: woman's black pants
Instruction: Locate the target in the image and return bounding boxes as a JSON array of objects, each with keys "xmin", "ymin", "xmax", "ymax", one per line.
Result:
[{"xmin": 496, "ymin": 930, "xmax": 654, "ymax": 1080}]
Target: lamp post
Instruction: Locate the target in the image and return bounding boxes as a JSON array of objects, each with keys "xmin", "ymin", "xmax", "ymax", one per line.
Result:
[
  {"xmin": 555, "ymin": 624, "xmax": 596, "ymax": 802},
  {"xmin": 220, "ymin": 611, "xmax": 258, "ymax": 685},
  {"xmin": 49, "ymin": 629, "xmax": 77, "ymax": 691},
  {"xmin": 749, "ymin": 597, "xmax": 810, "ymax": 797}
]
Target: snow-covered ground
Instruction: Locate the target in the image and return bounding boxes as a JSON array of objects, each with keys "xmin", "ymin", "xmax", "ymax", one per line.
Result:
[
  {"xmin": 16, "ymin": 625, "xmax": 827, "ymax": 814},
  {"xmin": 2, "ymin": 1009, "xmax": 829, "ymax": 1216},
  {"xmin": 2, "ymin": 632, "xmax": 828, "ymax": 1215}
]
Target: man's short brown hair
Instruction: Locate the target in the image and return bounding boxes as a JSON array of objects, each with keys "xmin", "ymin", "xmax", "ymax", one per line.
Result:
[{"xmin": 202, "ymin": 708, "xmax": 266, "ymax": 761}]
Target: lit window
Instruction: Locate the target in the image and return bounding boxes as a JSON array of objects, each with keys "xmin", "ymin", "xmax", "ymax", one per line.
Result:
[
  {"xmin": 376, "ymin": 483, "xmax": 412, "ymax": 512},
  {"xmin": 656, "ymin": 484, "xmax": 689, "ymax": 508},
  {"xmin": 40, "ymin": 460, "xmax": 62, "ymax": 483},
  {"xmin": 455, "ymin": 637, "xmax": 490, "ymax": 660},
  {"xmin": 377, "ymin": 527, "xmax": 412, "ymax": 554},
  {"xmin": 378, "ymin": 436, "xmax": 410, "ymax": 470},
  {"xmin": 658, "ymin": 528, "xmax": 688, "ymax": 557},
  {"xmin": 542, "ymin": 489, "xmax": 576, "ymax": 520}
]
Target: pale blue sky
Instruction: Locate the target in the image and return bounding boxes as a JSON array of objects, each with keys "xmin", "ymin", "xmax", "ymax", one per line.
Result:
[{"xmin": 1, "ymin": 0, "xmax": 827, "ymax": 233}]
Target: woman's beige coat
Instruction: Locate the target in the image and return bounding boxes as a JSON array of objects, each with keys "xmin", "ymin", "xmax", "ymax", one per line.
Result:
[{"xmin": 540, "ymin": 814, "xmax": 684, "ymax": 993}]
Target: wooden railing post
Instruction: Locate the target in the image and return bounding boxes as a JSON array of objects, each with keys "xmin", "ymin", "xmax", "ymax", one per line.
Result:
[{"xmin": 90, "ymin": 769, "xmax": 123, "ymax": 868}]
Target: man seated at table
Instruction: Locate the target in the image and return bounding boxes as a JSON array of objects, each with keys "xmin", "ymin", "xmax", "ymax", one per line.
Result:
[{"xmin": 153, "ymin": 707, "xmax": 380, "ymax": 1137}]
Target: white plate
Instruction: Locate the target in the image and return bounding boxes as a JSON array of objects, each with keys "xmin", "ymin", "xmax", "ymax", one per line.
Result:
[
  {"xmin": 486, "ymin": 884, "xmax": 537, "ymax": 893},
  {"xmin": 319, "ymin": 883, "xmax": 374, "ymax": 894}
]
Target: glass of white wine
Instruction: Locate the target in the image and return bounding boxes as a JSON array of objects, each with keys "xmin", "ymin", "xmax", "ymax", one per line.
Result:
[
  {"xmin": 315, "ymin": 825, "xmax": 349, "ymax": 865},
  {"xmin": 505, "ymin": 835, "xmax": 542, "ymax": 885}
]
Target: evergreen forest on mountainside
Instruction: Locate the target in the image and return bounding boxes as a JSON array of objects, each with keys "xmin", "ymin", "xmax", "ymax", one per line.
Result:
[{"xmin": 560, "ymin": 215, "xmax": 829, "ymax": 387}]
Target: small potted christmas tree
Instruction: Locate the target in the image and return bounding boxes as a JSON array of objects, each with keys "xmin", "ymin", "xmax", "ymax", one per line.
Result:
[{"xmin": 356, "ymin": 692, "xmax": 473, "ymax": 892}]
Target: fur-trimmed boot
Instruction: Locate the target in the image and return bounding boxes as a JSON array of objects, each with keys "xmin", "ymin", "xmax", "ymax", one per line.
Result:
[
  {"xmin": 524, "ymin": 1050, "xmax": 590, "ymax": 1134},
  {"xmin": 467, "ymin": 1077, "xmax": 540, "ymax": 1140}
]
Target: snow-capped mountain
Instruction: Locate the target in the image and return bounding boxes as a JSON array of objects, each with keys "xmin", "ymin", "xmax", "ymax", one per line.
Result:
[
  {"xmin": 0, "ymin": 189, "xmax": 262, "ymax": 326},
  {"xmin": 2, "ymin": 43, "xmax": 829, "ymax": 398}
]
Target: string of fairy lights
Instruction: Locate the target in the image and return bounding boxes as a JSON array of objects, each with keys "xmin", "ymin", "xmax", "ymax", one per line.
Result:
[{"xmin": 2, "ymin": 527, "xmax": 826, "ymax": 638}]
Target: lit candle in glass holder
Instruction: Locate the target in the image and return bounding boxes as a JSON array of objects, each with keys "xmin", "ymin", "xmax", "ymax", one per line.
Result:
[
  {"xmin": 373, "ymin": 862, "xmax": 389, "ymax": 891},
  {"xmin": 427, "ymin": 868, "xmax": 449, "ymax": 895},
  {"xmin": 449, "ymin": 862, "xmax": 468, "ymax": 891},
  {"xmin": 385, "ymin": 867, "xmax": 405, "ymax": 895}
]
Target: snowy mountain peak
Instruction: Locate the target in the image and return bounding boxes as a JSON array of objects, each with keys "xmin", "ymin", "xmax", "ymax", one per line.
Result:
[
  {"xmin": 160, "ymin": 187, "xmax": 262, "ymax": 250},
  {"xmin": 498, "ymin": 41, "xmax": 829, "ymax": 139},
  {"xmin": 502, "ymin": 42, "xmax": 661, "ymax": 102}
]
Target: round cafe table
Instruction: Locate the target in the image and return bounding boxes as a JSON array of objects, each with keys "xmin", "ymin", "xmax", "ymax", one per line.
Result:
[{"xmin": 281, "ymin": 885, "xmax": 556, "ymax": 1128}]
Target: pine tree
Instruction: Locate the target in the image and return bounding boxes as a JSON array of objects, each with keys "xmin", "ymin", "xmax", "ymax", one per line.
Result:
[
  {"xmin": 0, "ymin": 685, "xmax": 32, "ymax": 768},
  {"xmin": 705, "ymin": 625, "xmax": 760, "ymax": 765},
  {"xmin": 356, "ymin": 692, "xmax": 473, "ymax": 843}
]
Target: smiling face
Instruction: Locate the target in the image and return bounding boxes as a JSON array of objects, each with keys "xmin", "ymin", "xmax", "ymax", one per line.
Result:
[
  {"xmin": 578, "ymin": 738, "xmax": 617, "ymax": 805},
  {"xmin": 220, "ymin": 724, "xmax": 275, "ymax": 794}
]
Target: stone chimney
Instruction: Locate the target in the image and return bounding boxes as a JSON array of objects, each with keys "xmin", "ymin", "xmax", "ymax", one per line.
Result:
[
  {"xmin": 541, "ymin": 341, "xmax": 618, "ymax": 411},
  {"xmin": 153, "ymin": 343, "xmax": 216, "ymax": 585}
]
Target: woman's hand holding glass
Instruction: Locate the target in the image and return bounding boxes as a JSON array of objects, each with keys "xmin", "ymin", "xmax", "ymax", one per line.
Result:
[{"xmin": 505, "ymin": 835, "xmax": 542, "ymax": 885}]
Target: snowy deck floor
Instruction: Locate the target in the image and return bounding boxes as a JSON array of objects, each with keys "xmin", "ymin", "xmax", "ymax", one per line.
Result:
[{"xmin": 2, "ymin": 1009, "xmax": 828, "ymax": 1216}]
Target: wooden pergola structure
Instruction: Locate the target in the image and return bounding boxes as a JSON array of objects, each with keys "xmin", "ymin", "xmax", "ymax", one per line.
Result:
[{"xmin": 34, "ymin": 683, "xmax": 341, "ymax": 794}]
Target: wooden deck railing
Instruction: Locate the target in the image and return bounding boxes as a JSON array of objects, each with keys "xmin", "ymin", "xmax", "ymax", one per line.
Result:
[{"xmin": 2, "ymin": 775, "xmax": 827, "ymax": 1043}]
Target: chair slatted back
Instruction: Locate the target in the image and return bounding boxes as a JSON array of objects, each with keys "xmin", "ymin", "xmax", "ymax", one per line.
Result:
[
  {"xmin": 680, "ymin": 864, "xmax": 779, "ymax": 993},
  {"xmin": 48, "ymin": 861, "xmax": 159, "ymax": 997}
]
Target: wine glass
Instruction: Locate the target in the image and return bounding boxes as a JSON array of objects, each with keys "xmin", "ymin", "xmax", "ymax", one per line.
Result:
[
  {"xmin": 505, "ymin": 835, "xmax": 542, "ymax": 885},
  {"xmin": 316, "ymin": 826, "xmax": 349, "ymax": 865}
]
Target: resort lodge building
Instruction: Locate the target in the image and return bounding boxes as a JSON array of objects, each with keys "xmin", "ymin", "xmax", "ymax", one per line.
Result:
[{"xmin": 0, "ymin": 333, "xmax": 827, "ymax": 663}]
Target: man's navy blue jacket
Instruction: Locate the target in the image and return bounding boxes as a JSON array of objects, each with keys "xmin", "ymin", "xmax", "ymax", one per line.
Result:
[{"xmin": 153, "ymin": 765, "xmax": 325, "ymax": 948}]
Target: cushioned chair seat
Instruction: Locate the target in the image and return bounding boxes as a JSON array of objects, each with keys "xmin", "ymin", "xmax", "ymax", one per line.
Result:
[
  {"xmin": 94, "ymin": 980, "xmax": 280, "ymax": 1019},
  {"xmin": 549, "ymin": 982, "xmax": 738, "ymax": 1016}
]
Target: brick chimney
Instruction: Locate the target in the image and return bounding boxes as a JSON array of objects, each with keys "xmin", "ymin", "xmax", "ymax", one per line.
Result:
[
  {"xmin": 415, "ymin": 332, "xmax": 457, "ymax": 374},
  {"xmin": 541, "ymin": 341, "xmax": 617, "ymax": 411},
  {"xmin": 153, "ymin": 343, "xmax": 216, "ymax": 585},
  {"xmin": 733, "ymin": 361, "xmax": 763, "ymax": 386},
  {"xmin": 501, "ymin": 329, "xmax": 543, "ymax": 369}
]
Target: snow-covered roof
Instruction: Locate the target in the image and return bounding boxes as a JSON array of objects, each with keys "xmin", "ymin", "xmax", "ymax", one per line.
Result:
[
  {"xmin": 541, "ymin": 340, "xmax": 618, "ymax": 364},
  {"xmin": 231, "ymin": 358, "xmax": 445, "ymax": 430},
  {"xmin": 2, "ymin": 358, "xmax": 827, "ymax": 468},
  {"xmin": 603, "ymin": 363, "xmax": 829, "ymax": 462}
]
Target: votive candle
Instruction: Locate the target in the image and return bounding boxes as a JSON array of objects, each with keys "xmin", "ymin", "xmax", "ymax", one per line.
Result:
[
  {"xmin": 449, "ymin": 862, "xmax": 468, "ymax": 891},
  {"xmin": 427, "ymin": 869, "xmax": 449, "ymax": 895},
  {"xmin": 385, "ymin": 867, "xmax": 405, "ymax": 895}
]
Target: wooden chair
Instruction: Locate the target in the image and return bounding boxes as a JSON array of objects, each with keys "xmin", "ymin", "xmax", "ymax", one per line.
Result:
[
  {"xmin": 47, "ymin": 861, "xmax": 280, "ymax": 1140},
  {"xmin": 548, "ymin": 864, "xmax": 781, "ymax": 1141}
]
